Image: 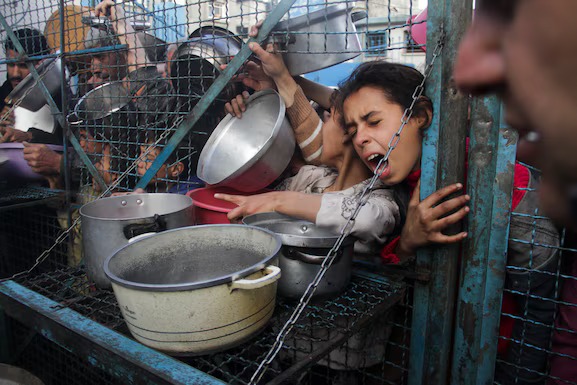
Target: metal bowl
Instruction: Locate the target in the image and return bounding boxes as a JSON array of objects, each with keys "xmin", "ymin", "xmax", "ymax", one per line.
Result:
[
  {"xmin": 272, "ymin": 3, "xmax": 361, "ymax": 76},
  {"xmin": 0, "ymin": 364, "xmax": 45, "ymax": 385},
  {"xmin": 6, "ymin": 57, "xmax": 64, "ymax": 112},
  {"xmin": 196, "ymin": 89, "xmax": 295, "ymax": 192},
  {"xmin": 73, "ymin": 82, "xmax": 132, "ymax": 122},
  {"xmin": 170, "ymin": 27, "xmax": 242, "ymax": 102}
]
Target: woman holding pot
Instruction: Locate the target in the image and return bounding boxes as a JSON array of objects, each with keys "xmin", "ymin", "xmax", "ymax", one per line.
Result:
[{"xmin": 216, "ymin": 40, "xmax": 402, "ymax": 256}]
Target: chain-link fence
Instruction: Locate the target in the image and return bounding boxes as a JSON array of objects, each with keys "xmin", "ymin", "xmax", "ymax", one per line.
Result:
[{"xmin": 3, "ymin": 0, "xmax": 573, "ymax": 384}]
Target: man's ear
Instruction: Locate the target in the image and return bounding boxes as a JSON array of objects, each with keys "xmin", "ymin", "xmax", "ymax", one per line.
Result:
[{"xmin": 168, "ymin": 162, "xmax": 184, "ymax": 178}]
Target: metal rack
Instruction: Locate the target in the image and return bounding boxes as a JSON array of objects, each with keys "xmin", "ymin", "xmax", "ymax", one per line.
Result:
[
  {"xmin": 0, "ymin": 266, "xmax": 404, "ymax": 384},
  {"xmin": 0, "ymin": 186, "xmax": 64, "ymax": 212}
]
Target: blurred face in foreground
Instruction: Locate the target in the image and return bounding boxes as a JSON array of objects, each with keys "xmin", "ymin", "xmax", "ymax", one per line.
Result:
[{"xmin": 454, "ymin": 0, "xmax": 577, "ymax": 226}]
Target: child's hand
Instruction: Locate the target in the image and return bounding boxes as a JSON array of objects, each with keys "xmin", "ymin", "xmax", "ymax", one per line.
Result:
[
  {"xmin": 396, "ymin": 180, "xmax": 470, "ymax": 258},
  {"xmin": 214, "ymin": 192, "xmax": 278, "ymax": 222},
  {"xmin": 225, "ymin": 91, "xmax": 250, "ymax": 118},
  {"xmin": 221, "ymin": 60, "xmax": 276, "ymax": 92},
  {"xmin": 247, "ymin": 41, "xmax": 290, "ymax": 81}
]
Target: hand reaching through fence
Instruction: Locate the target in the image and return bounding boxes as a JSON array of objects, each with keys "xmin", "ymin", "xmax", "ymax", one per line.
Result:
[{"xmin": 395, "ymin": 180, "xmax": 469, "ymax": 261}]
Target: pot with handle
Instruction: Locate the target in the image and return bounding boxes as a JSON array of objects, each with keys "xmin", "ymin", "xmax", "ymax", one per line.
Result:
[
  {"xmin": 104, "ymin": 224, "xmax": 282, "ymax": 355},
  {"xmin": 243, "ymin": 212, "xmax": 355, "ymax": 300},
  {"xmin": 79, "ymin": 193, "xmax": 193, "ymax": 288},
  {"xmin": 270, "ymin": 3, "xmax": 362, "ymax": 76}
]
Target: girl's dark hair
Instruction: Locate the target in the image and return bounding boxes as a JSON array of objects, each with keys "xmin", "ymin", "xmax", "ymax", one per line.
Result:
[{"xmin": 335, "ymin": 61, "xmax": 433, "ymax": 129}]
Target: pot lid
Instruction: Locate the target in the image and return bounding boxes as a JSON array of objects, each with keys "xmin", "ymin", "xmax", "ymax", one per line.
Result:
[{"xmin": 242, "ymin": 212, "xmax": 353, "ymax": 248}]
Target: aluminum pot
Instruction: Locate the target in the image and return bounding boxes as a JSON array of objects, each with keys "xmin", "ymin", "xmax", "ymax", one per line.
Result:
[
  {"xmin": 6, "ymin": 57, "xmax": 65, "ymax": 112},
  {"xmin": 170, "ymin": 26, "xmax": 242, "ymax": 103},
  {"xmin": 243, "ymin": 212, "xmax": 354, "ymax": 300},
  {"xmin": 271, "ymin": 3, "xmax": 361, "ymax": 76},
  {"xmin": 104, "ymin": 224, "xmax": 282, "ymax": 355},
  {"xmin": 196, "ymin": 89, "xmax": 295, "ymax": 192},
  {"xmin": 79, "ymin": 193, "xmax": 193, "ymax": 289}
]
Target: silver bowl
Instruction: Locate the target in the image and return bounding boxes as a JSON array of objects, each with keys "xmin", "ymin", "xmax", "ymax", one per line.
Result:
[{"xmin": 196, "ymin": 89, "xmax": 295, "ymax": 192}]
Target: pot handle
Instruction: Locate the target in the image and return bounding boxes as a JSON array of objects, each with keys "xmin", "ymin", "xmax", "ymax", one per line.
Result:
[
  {"xmin": 229, "ymin": 265, "xmax": 281, "ymax": 291},
  {"xmin": 285, "ymin": 247, "xmax": 343, "ymax": 265},
  {"xmin": 127, "ymin": 232, "xmax": 156, "ymax": 244},
  {"xmin": 123, "ymin": 214, "xmax": 167, "ymax": 239}
]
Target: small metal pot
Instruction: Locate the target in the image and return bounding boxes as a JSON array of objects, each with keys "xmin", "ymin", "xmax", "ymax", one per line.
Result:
[
  {"xmin": 271, "ymin": 3, "xmax": 361, "ymax": 76},
  {"xmin": 170, "ymin": 26, "xmax": 242, "ymax": 103},
  {"xmin": 79, "ymin": 193, "xmax": 193, "ymax": 288},
  {"xmin": 243, "ymin": 212, "xmax": 355, "ymax": 300},
  {"xmin": 196, "ymin": 89, "xmax": 295, "ymax": 192}
]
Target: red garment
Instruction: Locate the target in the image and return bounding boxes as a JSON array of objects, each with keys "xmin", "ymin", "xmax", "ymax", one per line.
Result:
[{"xmin": 379, "ymin": 163, "xmax": 531, "ymax": 355}]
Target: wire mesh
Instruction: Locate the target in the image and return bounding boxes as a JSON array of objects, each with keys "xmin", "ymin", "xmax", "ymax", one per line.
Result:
[
  {"xmin": 0, "ymin": 0, "xmax": 425, "ymax": 383},
  {"xmin": 492, "ymin": 162, "xmax": 577, "ymax": 385},
  {"xmin": 8, "ymin": 265, "xmax": 404, "ymax": 385},
  {"xmin": 7, "ymin": 316, "xmax": 124, "ymax": 385}
]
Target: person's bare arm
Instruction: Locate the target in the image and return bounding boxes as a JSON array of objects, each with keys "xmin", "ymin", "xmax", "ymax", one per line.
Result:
[
  {"xmin": 215, "ymin": 191, "xmax": 322, "ymax": 222},
  {"xmin": 294, "ymin": 76, "xmax": 334, "ymax": 110}
]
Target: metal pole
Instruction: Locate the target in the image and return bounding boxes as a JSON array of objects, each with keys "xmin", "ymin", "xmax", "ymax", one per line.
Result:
[
  {"xmin": 135, "ymin": 0, "xmax": 298, "ymax": 189},
  {"xmin": 450, "ymin": 97, "xmax": 517, "ymax": 385},
  {"xmin": 408, "ymin": 0, "xmax": 472, "ymax": 384}
]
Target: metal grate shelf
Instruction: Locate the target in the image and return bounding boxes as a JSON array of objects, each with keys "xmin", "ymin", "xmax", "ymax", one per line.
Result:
[
  {"xmin": 13, "ymin": 266, "xmax": 405, "ymax": 384},
  {"xmin": 0, "ymin": 186, "xmax": 64, "ymax": 212}
]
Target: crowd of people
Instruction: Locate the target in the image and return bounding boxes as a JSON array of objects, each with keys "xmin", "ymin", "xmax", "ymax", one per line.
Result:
[{"xmin": 2, "ymin": 0, "xmax": 577, "ymax": 383}]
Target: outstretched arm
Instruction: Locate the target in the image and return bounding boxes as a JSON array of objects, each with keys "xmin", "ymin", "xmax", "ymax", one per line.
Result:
[{"xmin": 215, "ymin": 190, "xmax": 322, "ymax": 222}]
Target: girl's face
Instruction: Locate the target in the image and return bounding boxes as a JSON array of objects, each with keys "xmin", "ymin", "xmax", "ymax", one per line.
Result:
[{"xmin": 343, "ymin": 86, "xmax": 424, "ymax": 186}]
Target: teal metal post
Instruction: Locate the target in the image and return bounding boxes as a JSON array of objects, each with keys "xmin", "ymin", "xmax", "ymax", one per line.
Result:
[
  {"xmin": 0, "ymin": 12, "xmax": 108, "ymax": 191},
  {"xmin": 135, "ymin": 0, "xmax": 297, "ymax": 189},
  {"xmin": 450, "ymin": 97, "xmax": 517, "ymax": 385},
  {"xmin": 408, "ymin": 0, "xmax": 473, "ymax": 384}
]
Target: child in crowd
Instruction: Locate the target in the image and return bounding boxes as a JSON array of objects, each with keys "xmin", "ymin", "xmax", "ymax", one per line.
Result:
[
  {"xmin": 336, "ymin": 62, "xmax": 559, "ymax": 384},
  {"xmin": 137, "ymin": 130, "xmax": 203, "ymax": 194}
]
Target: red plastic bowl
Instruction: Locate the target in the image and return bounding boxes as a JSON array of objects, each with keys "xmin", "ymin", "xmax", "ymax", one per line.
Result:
[{"xmin": 186, "ymin": 186, "xmax": 270, "ymax": 224}]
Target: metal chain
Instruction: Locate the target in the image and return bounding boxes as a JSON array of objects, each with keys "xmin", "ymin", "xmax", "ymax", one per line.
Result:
[
  {"xmin": 249, "ymin": 26, "xmax": 445, "ymax": 385},
  {"xmin": 0, "ymin": 114, "xmax": 184, "ymax": 284}
]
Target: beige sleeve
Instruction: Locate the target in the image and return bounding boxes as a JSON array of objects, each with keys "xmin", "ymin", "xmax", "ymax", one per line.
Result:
[{"xmin": 285, "ymin": 86, "xmax": 323, "ymax": 165}]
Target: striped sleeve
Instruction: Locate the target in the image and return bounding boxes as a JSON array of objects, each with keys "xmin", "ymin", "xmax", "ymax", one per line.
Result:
[{"xmin": 285, "ymin": 85, "xmax": 323, "ymax": 165}]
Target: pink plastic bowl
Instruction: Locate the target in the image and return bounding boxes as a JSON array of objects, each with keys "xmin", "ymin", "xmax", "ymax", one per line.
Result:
[
  {"xmin": 186, "ymin": 186, "xmax": 270, "ymax": 224},
  {"xmin": 409, "ymin": 8, "xmax": 427, "ymax": 52}
]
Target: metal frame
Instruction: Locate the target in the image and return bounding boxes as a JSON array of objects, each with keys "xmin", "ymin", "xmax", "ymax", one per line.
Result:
[
  {"xmin": 0, "ymin": 280, "xmax": 226, "ymax": 385},
  {"xmin": 408, "ymin": 0, "xmax": 472, "ymax": 383}
]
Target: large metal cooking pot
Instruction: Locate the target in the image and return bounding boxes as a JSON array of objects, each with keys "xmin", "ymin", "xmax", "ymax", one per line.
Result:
[
  {"xmin": 271, "ymin": 3, "xmax": 361, "ymax": 76},
  {"xmin": 197, "ymin": 89, "xmax": 295, "ymax": 192},
  {"xmin": 79, "ymin": 193, "xmax": 193, "ymax": 289},
  {"xmin": 6, "ymin": 57, "xmax": 65, "ymax": 112},
  {"xmin": 170, "ymin": 26, "xmax": 242, "ymax": 104},
  {"xmin": 243, "ymin": 212, "xmax": 354, "ymax": 300},
  {"xmin": 104, "ymin": 224, "xmax": 282, "ymax": 355}
]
